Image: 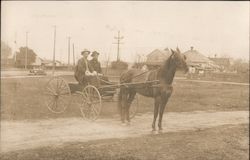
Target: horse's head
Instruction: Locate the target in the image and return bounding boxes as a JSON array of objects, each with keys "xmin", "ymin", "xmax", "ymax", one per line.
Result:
[{"xmin": 170, "ymin": 48, "xmax": 189, "ymax": 73}]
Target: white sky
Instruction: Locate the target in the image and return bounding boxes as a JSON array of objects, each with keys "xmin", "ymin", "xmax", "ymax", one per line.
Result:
[{"xmin": 1, "ymin": 1, "xmax": 249, "ymax": 63}]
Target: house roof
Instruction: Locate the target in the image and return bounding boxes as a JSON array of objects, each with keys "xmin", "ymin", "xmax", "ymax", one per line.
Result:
[
  {"xmin": 209, "ymin": 58, "xmax": 233, "ymax": 66},
  {"xmin": 146, "ymin": 48, "xmax": 171, "ymax": 65},
  {"xmin": 41, "ymin": 59, "xmax": 62, "ymax": 64},
  {"xmin": 183, "ymin": 47, "xmax": 212, "ymax": 64}
]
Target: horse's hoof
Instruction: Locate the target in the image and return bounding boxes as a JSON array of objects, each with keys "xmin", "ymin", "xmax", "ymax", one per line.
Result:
[
  {"xmin": 158, "ymin": 129, "xmax": 163, "ymax": 134},
  {"xmin": 151, "ymin": 130, "xmax": 157, "ymax": 134},
  {"xmin": 126, "ymin": 122, "xmax": 131, "ymax": 126},
  {"xmin": 121, "ymin": 123, "xmax": 126, "ymax": 126}
]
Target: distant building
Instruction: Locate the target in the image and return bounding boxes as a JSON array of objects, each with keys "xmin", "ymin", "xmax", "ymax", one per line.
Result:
[
  {"xmin": 183, "ymin": 47, "xmax": 213, "ymax": 67},
  {"xmin": 146, "ymin": 48, "xmax": 171, "ymax": 68},
  {"xmin": 209, "ymin": 57, "xmax": 234, "ymax": 69},
  {"xmin": 31, "ymin": 57, "xmax": 62, "ymax": 67},
  {"xmin": 183, "ymin": 46, "xmax": 220, "ymax": 71},
  {"xmin": 31, "ymin": 56, "xmax": 43, "ymax": 66}
]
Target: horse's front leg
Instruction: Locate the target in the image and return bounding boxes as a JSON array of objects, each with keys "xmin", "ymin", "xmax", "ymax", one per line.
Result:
[
  {"xmin": 158, "ymin": 101, "xmax": 167, "ymax": 131},
  {"xmin": 126, "ymin": 90, "xmax": 136, "ymax": 123},
  {"xmin": 152, "ymin": 96, "xmax": 160, "ymax": 131},
  {"xmin": 158, "ymin": 88, "xmax": 173, "ymax": 131}
]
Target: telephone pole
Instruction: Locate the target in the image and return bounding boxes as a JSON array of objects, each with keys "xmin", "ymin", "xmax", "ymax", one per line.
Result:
[
  {"xmin": 67, "ymin": 36, "xmax": 71, "ymax": 69},
  {"xmin": 14, "ymin": 32, "xmax": 17, "ymax": 65},
  {"xmin": 25, "ymin": 31, "xmax": 29, "ymax": 69},
  {"xmin": 72, "ymin": 43, "xmax": 75, "ymax": 66},
  {"xmin": 52, "ymin": 26, "xmax": 56, "ymax": 75},
  {"xmin": 113, "ymin": 31, "xmax": 124, "ymax": 61}
]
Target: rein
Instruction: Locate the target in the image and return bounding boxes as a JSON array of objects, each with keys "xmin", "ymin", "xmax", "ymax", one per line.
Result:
[{"xmin": 120, "ymin": 69, "xmax": 158, "ymax": 83}]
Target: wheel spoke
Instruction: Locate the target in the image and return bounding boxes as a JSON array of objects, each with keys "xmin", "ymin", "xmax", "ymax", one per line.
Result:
[
  {"xmin": 81, "ymin": 92, "xmax": 87, "ymax": 99},
  {"xmin": 47, "ymin": 97, "xmax": 55, "ymax": 108},
  {"xmin": 59, "ymin": 91, "xmax": 70, "ymax": 95},
  {"xmin": 91, "ymin": 106, "xmax": 99, "ymax": 115},
  {"xmin": 46, "ymin": 87, "xmax": 56, "ymax": 95},
  {"xmin": 53, "ymin": 99, "xmax": 58, "ymax": 110},
  {"xmin": 44, "ymin": 91, "xmax": 56, "ymax": 96},
  {"xmin": 57, "ymin": 97, "xmax": 68, "ymax": 109},
  {"xmin": 58, "ymin": 84, "xmax": 69, "ymax": 94},
  {"xmin": 49, "ymin": 81, "xmax": 57, "ymax": 93},
  {"xmin": 91, "ymin": 100, "xmax": 100, "ymax": 104},
  {"xmin": 58, "ymin": 79, "xmax": 63, "ymax": 89}
]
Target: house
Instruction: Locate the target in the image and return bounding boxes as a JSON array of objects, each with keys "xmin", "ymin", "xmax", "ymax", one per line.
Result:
[
  {"xmin": 209, "ymin": 57, "xmax": 234, "ymax": 69},
  {"xmin": 146, "ymin": 48, "xmax": 172, "ymax": 66},
  {"xmin": 183, "ymin": 47, "xmax": 215, "ymax": 69},
  {"xmin": 31, "ymin": 56, "xmax": 43, "ymax": 66}
]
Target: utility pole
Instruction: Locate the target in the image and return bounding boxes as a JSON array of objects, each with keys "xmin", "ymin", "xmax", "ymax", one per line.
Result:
[
  {"xmin": 72, "ymin": 43, "xmax": 75, "ymax": 66},
  {"xmin": 59, "ymin": 48, "xmax": 62, "ymax": 63},
  {"xmin": 113, "ymin": 31, "xmax": 124, "ymax": 61},
  {"xmin": 25, "ymin": 31, "xmax": 29, "ymax": 69},
  {"xmin": 14, "ymin": 32, "xmax": 17, "ymax": 66},
  {"xmin": 67, "ymin": 37, "xmax": 71, "ymax": 69},
  {"xmin": 52, "ymin": 26, "xmax": 56, "ymax": 75}
]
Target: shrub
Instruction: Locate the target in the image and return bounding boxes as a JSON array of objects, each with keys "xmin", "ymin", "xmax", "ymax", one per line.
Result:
[{"xmin": 111, "ymin": 61, "xmax": 128, "ymax": 70}]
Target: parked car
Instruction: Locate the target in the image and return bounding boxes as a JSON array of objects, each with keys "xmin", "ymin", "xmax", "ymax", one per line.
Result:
[{"xmin": 29, "ymin": 68, "xmax": 47, "ymax": 75}]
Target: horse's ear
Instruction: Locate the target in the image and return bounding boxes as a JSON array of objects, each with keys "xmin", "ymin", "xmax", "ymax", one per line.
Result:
[
  {"xmin": 170, "ymin": 49, "xmax": 175, "ymax": 55},
  {"xmin": 176, "ymin": 47, "xmax": 181, "ymax": 53},
  {"xmin": 170, "ymin": 49, "xmax": 175, "ymax": 59}
]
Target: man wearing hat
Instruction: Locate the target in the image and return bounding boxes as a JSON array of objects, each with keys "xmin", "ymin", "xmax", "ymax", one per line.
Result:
[
  {"xmin": 74, "ymin": 49, "xmax": 94, "ymax": 85},
  {"xmin": 89, "ymin": 51, "xmax": 102, "ymax": 74}
]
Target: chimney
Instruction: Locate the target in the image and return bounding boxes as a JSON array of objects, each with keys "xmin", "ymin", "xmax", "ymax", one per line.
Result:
[{"xmin": 190, "ymin": 46, "xmax": 194, "ymax": 51}]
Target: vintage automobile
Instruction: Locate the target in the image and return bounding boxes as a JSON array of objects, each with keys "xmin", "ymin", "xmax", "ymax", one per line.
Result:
[{"xmin": 29, "ymin": 68, "xmax": 47, "ymax": 75}]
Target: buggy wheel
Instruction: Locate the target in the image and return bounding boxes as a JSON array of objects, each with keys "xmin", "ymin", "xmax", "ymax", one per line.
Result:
[
  {"xmin": 44, "ymin": 76, "xmax": 71, "ymax": 113},
  {"xmin": 129, "ymin": 95, "xmax": 139, "ymax": 119},
  {"xmin": 80, "ymin": 85, "xmax": 102, "ymax": 121}
]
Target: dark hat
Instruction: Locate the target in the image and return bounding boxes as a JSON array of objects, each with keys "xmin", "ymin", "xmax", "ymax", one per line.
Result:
[
  {"xmin": 81, "ymin": 49, "xmax": 90, "ymax": 55},
  {"xmin": 91, "ymin": 51, "xmax": 100, "ymax": 57}
]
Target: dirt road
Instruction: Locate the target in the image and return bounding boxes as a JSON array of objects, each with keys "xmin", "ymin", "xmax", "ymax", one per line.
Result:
[{"xmin": 1, "ymin": 110, "xmax": 248, "ymax": 153}]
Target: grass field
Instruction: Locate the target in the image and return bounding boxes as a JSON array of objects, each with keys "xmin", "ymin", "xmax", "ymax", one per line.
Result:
[
  {"xmin": 1, "ymin": 75, "xmax": 249, "ymax": 120},
  {"xmin": 1, "ymin": 124, "xmax": 248, "ymax": 160}
]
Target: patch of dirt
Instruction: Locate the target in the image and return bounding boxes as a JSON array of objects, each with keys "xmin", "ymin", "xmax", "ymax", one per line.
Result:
[
  {"xmin": 1, "ymin": 124, "xmax": 249, "ymax": 160},
  {"xmin": 1, "ymin": 111, "xmax": 248, "ymax": 153}
]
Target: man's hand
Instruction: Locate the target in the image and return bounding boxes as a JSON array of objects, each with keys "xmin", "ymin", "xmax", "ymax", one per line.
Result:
[
  {"xmin": 85, "ymin": 70, "xmax": 91, "ymax": 76},
  {"xmin": 92, "ymin": 71, "xmax": 97, "ymax": 75}
]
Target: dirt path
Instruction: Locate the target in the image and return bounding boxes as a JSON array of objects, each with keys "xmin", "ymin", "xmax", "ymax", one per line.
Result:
[{"xmin": 1, "ymin": 111, "xmax": 248, "ymax": 153}]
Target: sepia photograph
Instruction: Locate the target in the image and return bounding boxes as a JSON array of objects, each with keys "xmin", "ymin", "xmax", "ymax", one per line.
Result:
[{"xmin": 1, "ymin": 1, "xmax": 249, "ymax": 160}]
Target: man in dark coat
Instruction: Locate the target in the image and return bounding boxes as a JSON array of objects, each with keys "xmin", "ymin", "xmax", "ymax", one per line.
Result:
[
  {"xmin": 89, "ymin": 51, "xmax": 102, "ymax": 74},
  {"xmin": 74, "ymin": 49, "xmax": 94, "ymax": 85},
  {"xmin": 89, "ymin": 51, "xmax": 113, "ymax": 88}
]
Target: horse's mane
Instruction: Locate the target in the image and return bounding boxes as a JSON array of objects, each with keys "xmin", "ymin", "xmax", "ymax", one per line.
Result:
[{"xmin": 158, "ymin": 55, "xmax": 177, "ymax": 84}]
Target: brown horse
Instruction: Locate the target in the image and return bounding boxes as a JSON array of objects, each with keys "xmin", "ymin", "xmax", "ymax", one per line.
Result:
[{"xmin": 118, "ymin": 48, "xmax": 188, "ymax": 131}]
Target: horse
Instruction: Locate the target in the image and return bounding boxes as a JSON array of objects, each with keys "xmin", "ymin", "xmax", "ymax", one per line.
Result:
[{"xmin": 118, "ymin": 48, "xmax": 188, "ymax": 131}]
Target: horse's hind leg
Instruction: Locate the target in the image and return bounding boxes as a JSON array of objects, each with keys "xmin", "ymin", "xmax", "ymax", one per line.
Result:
[
  {"xmin": 152, "ymin": 96, "xmax": 160, "ymax": 131},
  {"xmin": 126, "ymin": 90, "xmax": 136, "ymax": 123}
]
